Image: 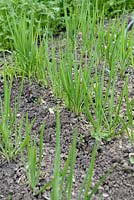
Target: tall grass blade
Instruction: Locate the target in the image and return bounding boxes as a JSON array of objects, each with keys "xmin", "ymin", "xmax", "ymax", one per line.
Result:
[
  {"xmin": 78, "ymin": 140, "xmax": 99, "ymax": 200},
  {"xmin": 51, "ymin": 110, "xmax": 60, "ymax": 200}
]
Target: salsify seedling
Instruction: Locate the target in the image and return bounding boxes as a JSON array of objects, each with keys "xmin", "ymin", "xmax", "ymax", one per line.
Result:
[
  {"xmin": 121, "ymin": 78, "xmax": 134, "ymax": 147},
  {"xmin": 35, "ymin": 111, "xmax": 112, "ymax": 199},
  {"xmin": 0, "ymin": 74, "xmax": 30, "ymax": 161},
  {"xmin": 7, "ymin": 12, "xmax": 47, "ymax": 83},
  {"xmin": 84, "ymin": 64, "xmax": 125, "ymax": 140},
  {"xmin": 21, "ymin": 115, "xmax": 45, "ymax": 191}
]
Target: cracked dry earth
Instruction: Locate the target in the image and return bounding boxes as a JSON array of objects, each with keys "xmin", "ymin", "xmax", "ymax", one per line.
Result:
[{"xmin": 0, "ymin": 63, "xmax": 134, "ymax": 200}]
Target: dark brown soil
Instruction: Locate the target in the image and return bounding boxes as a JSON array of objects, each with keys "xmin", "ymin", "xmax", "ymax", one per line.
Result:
[{"xmin": 0, "ymin": 67, "xmax": 134, "ymax": 200}]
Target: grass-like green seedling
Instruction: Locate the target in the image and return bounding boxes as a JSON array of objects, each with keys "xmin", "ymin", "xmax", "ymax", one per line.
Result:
[
  {"xmin": 35, "ymin": 112, "xmax": 111, "ymax": 199},
  {"xmin": 120, "ymin": 78, "xmax": 134, "ymax": 164},
  {"xmin": 84, "ymin": 65, "xmax": 125, "ymax": 140},
  {"xmin": 59, "ymin": 60, "xmax": 90, "ymax": 115},
  {"xmin": 0, "ymin": 74, "xmax": 30, "ymax": 161},
  {"xmin": 21, "ymin": 116, "xmax": 45, "ymax": 191},
  {"xmin": 44, "ymin": 37, "xmax": 63, "ymax": 99},
  {"xmin": 51, "ymin": 110, "xmax": 61, "ymax": 199},
  {"xmin": 121, "ymin": 78, "xmax": 134, "ymax": 146},
  {"xmin": 7, "ymin": 13, "xmax": 47, "ymax": 83},
  {"xmin": 35, "ymin": 110, "xmax": 76, "ymax": 199},
  {"xmin": 45, "ymin": 2, "xmax": 130, "ymax": 118},
  {"xmin": 78, "ymin": 139, "xmax": 114, "ymax": 200}
]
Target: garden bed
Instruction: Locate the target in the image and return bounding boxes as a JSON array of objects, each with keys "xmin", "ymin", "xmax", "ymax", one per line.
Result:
[
  {"xmin": 0, "ymin": 1, "xmax": 134, "ymax": 199},
  {"xmin": 0, "ymin": 67, "xmax": 134, "ymax": 200}
]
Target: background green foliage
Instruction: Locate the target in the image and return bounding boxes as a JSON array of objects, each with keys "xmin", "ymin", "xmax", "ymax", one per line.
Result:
[
  {"xmin": 0, "ymin": 0, "xmax": 134, "ymax": 50},
  {"xmin": 91, "ymin": 0, "xmax": 134, "ymax": 16},
  {"xmin": 0, "ymin": 0, "xmax": 62, "ymax": 49}
]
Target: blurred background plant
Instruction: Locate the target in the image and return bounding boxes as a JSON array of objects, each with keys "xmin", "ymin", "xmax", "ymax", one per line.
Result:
[
  {"xmin": 0, "ymin": 0, "xmax": 62, "ymax": 50},
  {"xmin": 90, "ymin": 0, "xmax": 134, "ymax": 16}
]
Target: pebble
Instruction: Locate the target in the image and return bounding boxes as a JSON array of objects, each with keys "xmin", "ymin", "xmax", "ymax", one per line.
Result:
[
  {"xmin": 111, "ymin": 155, "xmax": 121, "ymax": 163},
  {"xmin": 103, "ymin": 192, "xmax": 109, "ymax": 198}
]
